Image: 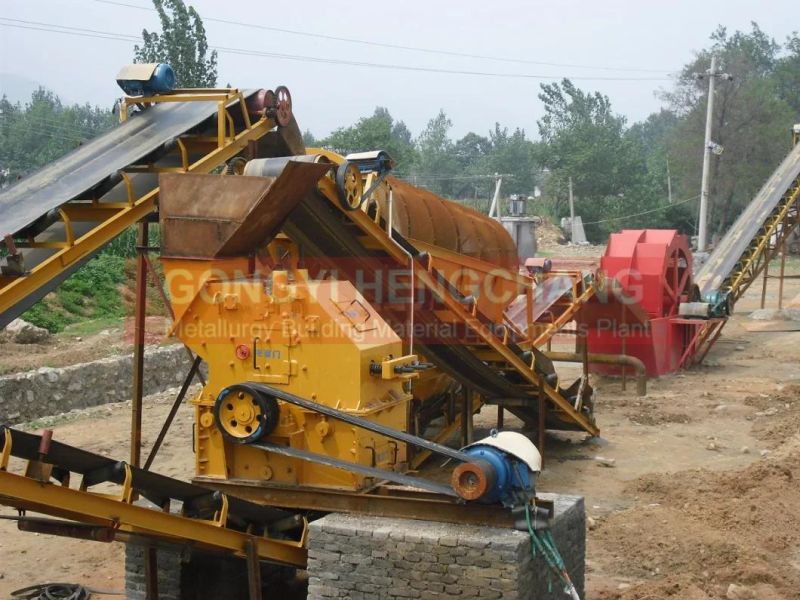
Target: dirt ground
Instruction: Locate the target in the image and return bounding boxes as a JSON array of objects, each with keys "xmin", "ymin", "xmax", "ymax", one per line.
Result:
[
  {"xmin": 1, "ymin": 252, "xmax": 799, "ymax": 599},
  {"xmin": 0, "ymin": 316, "xmax": 173, "ymax": 375}
]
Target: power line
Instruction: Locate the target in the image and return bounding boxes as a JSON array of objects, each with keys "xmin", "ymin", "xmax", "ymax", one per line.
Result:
[
  {"xmin": 581, "ymin": 194, "xmax": 699, "ymax": 225},
  {"xmin": 0, "ymin": 113, "xmax": 113, "ymax": 136},
  {"xmin": 90, "ymin": 0, "xmax": 674, "ymax": 75},
  {"xmin": 0, "ymin": 122, "xmax": 88, "ymax": 144},
  {"xmin": 0, "ymin": 18, "xmax": 672, "ymax": 82},
  {"xmin": 0, "ymin": 17, "xmax": 139, "ymax": 41},
  {"xmin": 399, "ymin": 174, "xmax": 499, "ymax": 181}
]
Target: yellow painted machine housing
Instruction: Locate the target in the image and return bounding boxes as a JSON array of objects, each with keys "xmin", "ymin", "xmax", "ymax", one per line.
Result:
[
  {"xmin": 157, "ymin": 167, "xmax": 418, "ymax": 493},
  {"xmin": 164, "ymin": 258, "xmax": 411, "ymax": 491}
]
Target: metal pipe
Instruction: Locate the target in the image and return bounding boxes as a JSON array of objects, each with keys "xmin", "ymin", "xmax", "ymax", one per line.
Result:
[
  {"xmin": 543, "ymin": 351, "xmax": 647, "ymax": 397},
  {"xmin": 144, "ymin": 356, "xmax": 202, "ymax": 471}
]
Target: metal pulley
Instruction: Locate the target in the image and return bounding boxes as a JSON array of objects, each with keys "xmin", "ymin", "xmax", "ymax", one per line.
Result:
[
  {"xmin": 335, "ymin": 151, "xmax": 394, "ymax": 211},
  {"xmin": 265, "ymin": 85, "xmax": 292, "ymax": 127},
  {"xmin": 214, "ymin": 386, "xmax": 280, "ymax": 444},
  {"xmin": 335, "ymin": 162, "xmax": 365, "ymax": 210}
]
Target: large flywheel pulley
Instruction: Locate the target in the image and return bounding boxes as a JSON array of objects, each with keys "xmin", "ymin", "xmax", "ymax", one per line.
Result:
[
  {"xmin": 214, "ymin": 386, "xmax": 279, "ymax": 444},
  {"xmin": 335, "ymin": 161, "xmax": 364, "ymax": 210}
]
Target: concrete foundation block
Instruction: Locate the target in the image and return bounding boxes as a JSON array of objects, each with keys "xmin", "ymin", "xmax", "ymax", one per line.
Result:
[
  {"xmin": 124, "ymin": 544, "xmax": 295, "ymax": 600},
  {"xmin": 306, "ymin": 493, "xmax": 585, "ymax": 600}
]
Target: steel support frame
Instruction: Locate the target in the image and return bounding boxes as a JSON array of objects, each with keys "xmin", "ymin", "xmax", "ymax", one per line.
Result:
[
  {"xmin": 131, "ymin": 221, "xmax": 149, "ymax": 468},
  {"xmin": 723, "ymin": 181, "xmax": 800, "ymax": 304},
  {"xmin": 529, "ymin": 278, "xmax": 596, "ymax": 348},
  {"xmin": 675, "ymin": 318, "xmax": 726, "ymax": 369},
  {"xmin": 0, "ymin": 470, "xmax": 306, "ymax": 567},
  {"xmin": 193, "ymin": 477, "xmax": 550, "ymax": 530}
]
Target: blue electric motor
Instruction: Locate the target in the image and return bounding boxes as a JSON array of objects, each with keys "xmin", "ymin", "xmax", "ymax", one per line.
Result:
[
  {"xmin": 703, "ymin": 289, "xmax": 732, "ymax": 318},
  {"xmin": 452, "ymin": 431, "xmax": 542, "ymax": 507},
  {"xmin": 116, "ymin": 63, "xmax": 176, "ymax": 97}
]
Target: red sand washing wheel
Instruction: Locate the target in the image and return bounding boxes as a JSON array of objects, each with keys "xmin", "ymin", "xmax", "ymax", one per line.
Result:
[{"xmin": 579, "ymin": 229, "xmax": 697, "ymax": 377}]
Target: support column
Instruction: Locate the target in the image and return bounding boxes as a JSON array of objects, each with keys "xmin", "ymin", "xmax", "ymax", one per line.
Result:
[
  {"xmin": 144, "ymin": 546, "xmax": 159, "ymax": 600},
  {"xmin": 760, "ymin": 254, "xmax": 770, "ymax": 309},
  {"xmin": 246, "ymin": 539, "xmax": 263, "ymax": 600},
  {"xmin": 131, "ymin": 221, "xmax": 149, "ymax": 468},
  {"xmin": 778, "ymin": 238, "xmax": 787, "ymax": 310},
  {"xmin": 538, "ymin": 376, "xmax": 547, "ymax": 470},
  {"xmin": 461, "ymin": 387, "xmax": 473, "ymax": 446}
]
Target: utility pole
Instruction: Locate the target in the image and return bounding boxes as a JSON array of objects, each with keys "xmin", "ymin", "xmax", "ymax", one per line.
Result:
[
  {"xmin": 488, "ymin": 173, "xmax": 512, "ymax": 220},
  {"xmin": 696, "ymin": 55, "xmax": 732, "ymax": 253},
  {"xmin": 568, "ymin": 176, "xmax": 576, "ymax": 243},
  {"xmin": 666, "ymin": 158, "xmax": 673, "ymax": 204}
]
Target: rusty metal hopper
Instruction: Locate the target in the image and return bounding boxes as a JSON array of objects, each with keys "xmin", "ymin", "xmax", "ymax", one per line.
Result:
[{"xmin": 159, "ymin": 161, "xmax": 331, "ymax": 258}]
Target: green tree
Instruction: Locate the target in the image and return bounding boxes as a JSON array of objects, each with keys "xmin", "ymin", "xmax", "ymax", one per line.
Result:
[
  {"xmin": 480, "ymin": 124, "xmax": 538, "ymax": 197},
  {"xmin": 302, "ymin": 129, "xmax": 318, "ymax": 147},
  {"xmin": 537, "ymin": 79, "xmax": 638, "ymax": 199},
  {"xmin": 536, "ymin": 79, "xmax": 653, "ymax": 240},
  {"xmin": 134, "ymin": 0, "xmax": 218, "ymax": 87},
  {"xmin": 322, "ymin": 107, "xmax": 417, "ymax": 174},
  {"xmin": 0, "ymin": 89, "xmax": 115, "ymax": 185},
  {"xmin": 412, "ymin": 110, "xmax": 459, "ymax": 196},
  {"xmin": 775, "ymin": 32, "xmax": 800, "ymax": 115},
  {"xmin": 453, "ymin": 132, "xmax": 491, "ymax": 171},
  {"xmin": 662, "ymin": 24, "xmax": 794, "ymax": 240},
  {"xmin": 450, "ymin": 132, "xmax": 492, "ymax": 202}
]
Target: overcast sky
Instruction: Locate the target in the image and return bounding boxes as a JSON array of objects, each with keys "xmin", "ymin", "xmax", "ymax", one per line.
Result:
[{"xmin": 1, "ymin": 0, "xmax": 797, "ymax": 139}]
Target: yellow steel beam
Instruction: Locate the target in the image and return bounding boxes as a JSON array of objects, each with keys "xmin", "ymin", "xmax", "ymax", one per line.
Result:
[
  {"xmin": 0, "ymin": 116, "xmax": 276, "ymax": 319},
  {"xmin": 60, "ymin": 204, "xmax": 127, "ymax": 222},
  {"xmin": 0, "ymin": 470, "xmax": 306, "ymax": 567}
]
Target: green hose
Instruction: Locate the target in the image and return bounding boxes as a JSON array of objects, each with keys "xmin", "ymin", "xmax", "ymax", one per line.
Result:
[{"xmin": 525, "ymin": 504, "xmax": 581, "ymax": 600}]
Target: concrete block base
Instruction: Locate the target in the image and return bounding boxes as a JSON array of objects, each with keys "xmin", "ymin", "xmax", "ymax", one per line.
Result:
[
  {"xmin": 124, "ymin": 544, "xmax": 295, "ymax": 600},
  {"xmin": 306, "ymin": 493, "xmax": 585, "ymax": 600}
]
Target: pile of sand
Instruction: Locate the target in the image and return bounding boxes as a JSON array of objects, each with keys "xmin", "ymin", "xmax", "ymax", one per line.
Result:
[
  {"xmin": 536, "ymin": 218, "xmax": 567, "ymax": 250},
  {"xmin": 591, "ymin": 385, "xmax": 800, "ymax": 599}
]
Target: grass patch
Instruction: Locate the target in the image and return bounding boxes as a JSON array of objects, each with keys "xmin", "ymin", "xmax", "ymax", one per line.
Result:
[
  {"xmin": 61, "ymin": 316, "xmax": 124, "ymax": 337},
  {"xmin": 23, "ymin": 254, "xmax": 127, "ymax": 333}
]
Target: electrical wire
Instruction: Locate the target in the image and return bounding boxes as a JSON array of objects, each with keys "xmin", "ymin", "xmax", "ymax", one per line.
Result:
[
  {"xmin": 0, "ymin": 121, "xmax": 90, "ymax": 144},
  {"xmin": 399, "ymin": 174, "xmax": 502, "ymax": 181},
  {"xmin": 89, "ymin": 0, "xmax": 674, "ymax": 74},
  {"xmin": 0, "ymin": 113, "xmax": 101, "ymax": 139},
  {"xmin": 581, "ymin": 194, "xmax": 699, "ymax": 225},
  {"xmin": 0, "ymin": 114, "xmax": 112, "ymax": 138},
  {"xmin": 0, "ymin": 18, "xmax": 672, "ymax": 82}
]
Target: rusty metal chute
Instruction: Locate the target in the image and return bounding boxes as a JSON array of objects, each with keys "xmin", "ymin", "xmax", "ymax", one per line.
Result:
[
  {"xmin": 159, "ymin": 162, "xmax": 332, "ymax": 259},
  {"xmin": 385, "ymin": 177, "xmax": 520, "ymax": 270}
]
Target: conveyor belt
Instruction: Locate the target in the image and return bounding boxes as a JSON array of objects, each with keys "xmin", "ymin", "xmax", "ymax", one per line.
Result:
[
  {"xmin": 0, "ymin": 426, "xmax": 307, "ymax": 566},
  {"xmin": 0, "ymin": 89, "xmax": 279, "ymax": 328},
  {"xmin": 282, "ymin": 177, "xmax": 598, "ymax": 434},
  {"xmin": 0, "ymin": 425, "xmax": 291, "ymax": 527},
  {"xmin": 0, "ymin": 94, "xmax": 256, "ymax": 238},
  {"xmin": 695, "ymin": 142, "xmax": 800, "ymax": 296}
]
